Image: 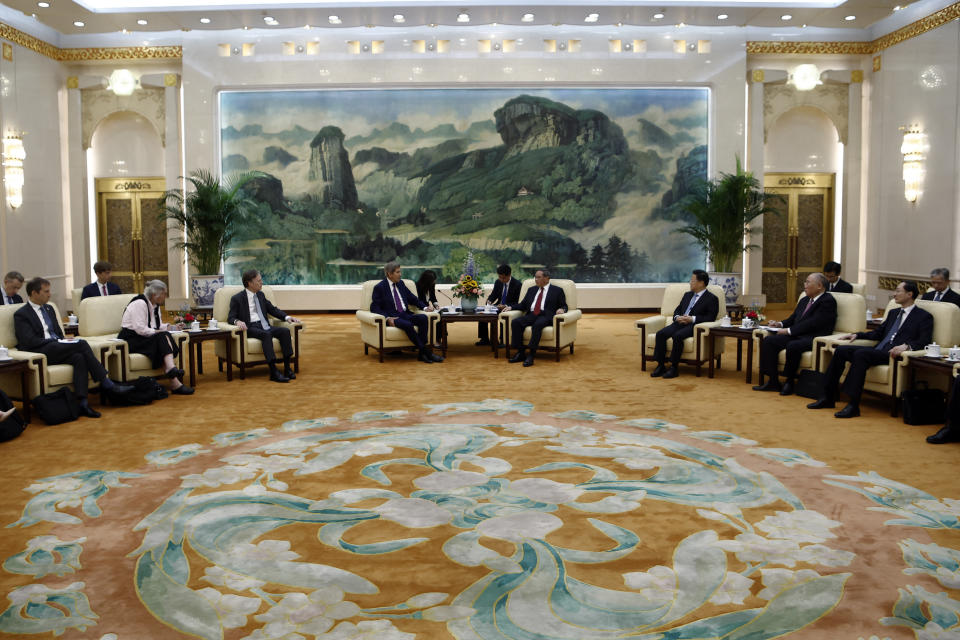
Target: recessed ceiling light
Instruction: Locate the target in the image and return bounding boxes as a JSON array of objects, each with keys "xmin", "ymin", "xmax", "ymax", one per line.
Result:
[
  {"xmin": 263, "ymin": 16, "xmax": 278, "ymax": 25},
  {"xmin": 457, "ymin": 12, "xmax": 470, "ymax": 22},
  {"xmin": 393, "ymin": 14, "xmax": 405, "ymax": 23},
  {"xmin": 137, "ymin": 18, "xmax": 147, "ymax": 25},
  {"xmin": 677, "ymin": 21, "xmax": 686, "ymax": 27},
  {"xmin": 37, "ymin": 1, "xmax": 49, "ymax": 7},
  {"xmin": 844, "ymin": 14, "xmax": 856, "ymax": 20},
  {"xmin": 893, "ymin": 5, "xmax": 902, "ymax": 10},
  {"xmin": 304, "ymin": 23, "xmax": 311, "ymax": 29},
  {"xmin": 73, "ymin": 20, "xmax": 84, "ymax": 27},
  {"xmin": 328, "ymin": 15, "xmax": 341, "ymax": 24},
  {"xmin": 717, "ymin": 13, "xmax": 728, "ymax": 20},
  {"xmin": 521, "ymin": 13, "xmax": 534, "ymax": 22},
  {"xmin": 780, "ymin": 14, "xmax": 792, "ymax": 20},
  {"xmin": 200, "ymin": 17, "xmax": 210, "ymax": 24},
  {"xmin": 653, "ymin": 12, "xmax": 664, "ymax": 20},
  {"xmin": 584, "ymin": 13, "xmax": 599, "ymax": 22}
]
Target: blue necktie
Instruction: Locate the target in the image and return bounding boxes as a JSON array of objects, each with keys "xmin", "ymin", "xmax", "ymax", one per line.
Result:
[
  {"xmin": 253, "ymin": 295, "xmax": 270, "ymax": 329},
  {"xmin": 40, "ymin": 306, "xmax": 60, "ymax": 338},
  {"xmin": 500, "ymin": 283, "xmax": 508, "ymax": 305},
  {"xmin": 876, "ymin": 309, "xmax": 902, "ymax": 352},
  {"xmin": 684, "ymin": 293, "xmax": 699, "ymax": 316}
]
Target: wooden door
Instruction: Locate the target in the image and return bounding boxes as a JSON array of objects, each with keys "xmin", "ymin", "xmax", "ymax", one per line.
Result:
[
  {"xmin": 95, "ymin": 178, "xmax": 168, "ymax": 294},
  {"xmin": 761, "ymin": 173, "xmax": 834, "ymax": 309}
]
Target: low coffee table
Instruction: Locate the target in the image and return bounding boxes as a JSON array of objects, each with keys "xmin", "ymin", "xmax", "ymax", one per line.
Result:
[
  {"xmin": 186, "ymin": 329, "xmax": 234, "ymax": 387},
  {"xmin": 697, "ymin": 324, "xmax": 756, "ymax": 383},
  {"xmin": 438, "ymin": 311, "xmax": 499, "ymax": 358},
  {"xmin": 0, "ymin": 358, "xmax": 32, "ymax": 422}
]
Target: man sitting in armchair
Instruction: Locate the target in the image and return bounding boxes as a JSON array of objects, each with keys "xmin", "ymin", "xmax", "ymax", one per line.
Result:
[
  {"xmin": 370, "ymin": 261, "xmax": 442, "ymax": 364},
  {"xmin": 650, "ymin": 269, "xmax": 719, "ymax": 379},
  {"xmin": 506, "ymin": 269, "xmax": 566, "ymax": 368},
  {"xmin": 228, "ymin": 269, "xmax": 301, "ymax": 383}
]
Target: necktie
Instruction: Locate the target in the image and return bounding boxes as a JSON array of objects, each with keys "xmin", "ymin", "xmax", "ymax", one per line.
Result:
[
  {"xmin": 253, "ymin": 295, "xmax": 270, "ymax": 329},
  {"xmin": 800, "ymin": 298, "xmax": 814, "ymax": 317},
  {"xmin": 40, "ymin": 306, "xmax": 61, "ymax": 339},
  {"xmin": 934, "ymin": 291, "xmax": 943, "ymax": 302},
  {"xmin": 102, "ymin": 284, "xmax": 108, "ymax": 296},
  {"xmin": 392, "ymin": 284, "xmax": 405, "ymax": 314},
  {"xmin": 876, "ymin": 309, "xmax": 903, "ymax": 352},
  {"xmin": 532, "ymin": 288, "xmax": 544, "ymax": 315},
  {"xmin": 500, "ymin": 283, "xmax": 508, "ymax": 305},
  {"xmin": 684, "ymin": 293, "xmax": 699, "ymax": 316},
  {"xmin": 4, "ymin": 296, "xmax": 10, "ymax": 305}
]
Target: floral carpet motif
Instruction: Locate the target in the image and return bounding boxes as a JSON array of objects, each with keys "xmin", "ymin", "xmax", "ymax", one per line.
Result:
[{"xmin": 2, "ymin": 399, "xmax": 960, "ymax": 639}]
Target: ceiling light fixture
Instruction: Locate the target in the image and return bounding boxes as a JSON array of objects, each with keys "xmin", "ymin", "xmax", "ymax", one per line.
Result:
[
  {"xmin": 328, "ymin": 15, "xmax": 341, "ymax": 24},
  {"xmin": 893, "ymin": 5, "xmax": 902, "ymax": 10},
  {"xmin": 717, "ymin": 13, "xmax": 728, "ymax": 19},
  {"xmin": 137, "ymin": 18, "xmax": 147, "ymax": 25},
  {"xmin": 393, "ymin": 14, "xmax": 405, "ymax": 23},
  {"xmin": 788, "ymin": 63, "xmax": 822, "ymax": 90},
  {"xmin": 653, "ymin": 12, "xmax": 664, "ymax": 20},
  {"xmin": 457, "ymin": 12, "xmax": 470, "ymax": 22},
  {"xmin": 521, "ymin": 13, "xmax": 534, "ymax": 22},
  {"xmin": 200, "ymin": 17, "xmax": 210, "ymax": 24},
  {"xmin": 37, "ymin": 1, "xmax": 49, "ymax": 7},
  {"xmin": 584, "ymin": 13, "xmax": 599, "ymax": 22},
  {"xmin": 844, "ymin": 15, "xmax": 856, "ymax": 20},
  {"xmin": 780, "ymin": 14, "xmax": 792, "ymax": 20},
  {"xmin": 108, "ymin": 68, "xmax": 139, "ymax": 96},
  {"xmin": 74, "ymin": 20, "xmax": 85, "ymax": 27}
]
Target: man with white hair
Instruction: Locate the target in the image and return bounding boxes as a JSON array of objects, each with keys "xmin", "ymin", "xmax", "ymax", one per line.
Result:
[{"xmin": 118, "ymin": 280, "xmax": 193, "ymax": 395}]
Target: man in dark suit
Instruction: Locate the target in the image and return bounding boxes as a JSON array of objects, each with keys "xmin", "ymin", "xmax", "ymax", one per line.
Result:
[
  {"xmin": 228, "ymin": 269, "xmax": 302, "ymax": 382},
  {"xmin": 506, "ymin": 269, "xmax": 567, "ymax": 367},
  {"xmin": 921, "ymin": 268, "xmax": 960, "ymax": 308},
  {"xmin": 370, "ymin": 261, "xmax": 442, "ymax": 364},
  {"xmin": 823, "ymin": 261, "xmax": 853, "ymax": 294},
  {"xmin": 1, "ymin": 271, "xmax": 24, "ymax": 305},
  {"xmin": 477, "ymin": 264, "xmax": 521, "ymax": 347},
  {"xmin": 809, "ymin": 280, "xmax": 932, "ymax": 418},
  {"xmin": 14, "ymin": 277, "xmax": 131, "ymax": 418},
  {"xmin": 80, "ymin": 261, "xmax": 122, "ymax": 300},
  {"xmin": 928, "ymin": 376, "xmax": 960, "ymax": 444},
  {"xmin": 754, "ymin": 272, "xmax": 838, "ymax": 396},
  {"xmin": 651, "ymin": 269, "xmax": 719, "ymax": 379}
]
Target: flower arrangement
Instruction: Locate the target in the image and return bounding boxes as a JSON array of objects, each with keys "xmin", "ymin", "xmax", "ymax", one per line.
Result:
[
  {"xmin": 173, "ymin": 303, "xmax": 195, "ymax": 325},
  {"xmin": 450, "ymin": 252, "xmax": 485, "ymax": 300},
  {"xmin": 745, "ymin": 309, "xmax": 765, "ymax": 324}
]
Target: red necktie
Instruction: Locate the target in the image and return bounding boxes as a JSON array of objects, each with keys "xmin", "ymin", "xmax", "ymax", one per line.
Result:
[
  {"xmin": 533, "ymin": 287, "xmax": 544, "ymax": 315},
  {"xmin": 800, "ymin": 298, "xmax": 813, "ymax": 316},
  {"xmin": 102, "ymin": 284, "xmax": 108, "ymax": 296}
]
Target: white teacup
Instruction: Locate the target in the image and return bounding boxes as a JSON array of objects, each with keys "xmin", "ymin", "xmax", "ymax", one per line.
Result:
[
  {"xmin": 0, "ymin": 345, "xmax": 8, "ymax": 359},
  {"xmin": 67, "ymin": 314, "xmax": 78, "ymax": 324},
  {"xmin": 190, "ymin": 320, "xmax": 201, "ymax": 331},
  {"xmin": 209, "ymin": 319, "xmax": 219, "ymax": 330},
  {"xmin": 742, "ymin": 318, "xmax": 754, "ymax": 329},
  {"xmin": 720, "ymin": 316, "xmax": 731, "ymax": 327},
  {"xmin": 865, "ymin": 309, "xmax": 873, "ymax": 321},
  {"xmin": 950, "ymin": 346, "xmax": 960, "ymax": 360},
  {"xmin": 926, "ymin": 343, "xmax": 941, "ymax": 357}
]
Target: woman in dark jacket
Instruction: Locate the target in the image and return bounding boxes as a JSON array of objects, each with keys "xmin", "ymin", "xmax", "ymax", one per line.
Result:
[{"xmin": 416, "ymin": 270, "xmax": 439, "ymax": 306}]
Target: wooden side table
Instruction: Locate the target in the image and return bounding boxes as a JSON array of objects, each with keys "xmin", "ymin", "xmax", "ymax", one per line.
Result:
[
  {"xmin": 0, "ymin": 358, "xmax": 32, "ymax": 423},
  {"xmin": 698, "ymin": 325, "xmax": 755, "ymax": 383},
  {"xmin": 438, "ymin": 312, "xmax": 499, "ymax": 358},
  {"xmin": 186, "ymin": 329, "xmax": 234, "ymax": 387}
]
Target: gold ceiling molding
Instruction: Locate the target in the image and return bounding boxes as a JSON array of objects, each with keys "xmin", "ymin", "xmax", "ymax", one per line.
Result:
[
  {"xmin": 747, "ymin": 1, "xmax": 960, "ymax": 56},
  {"xmin": 0, "ymin": 21, "xmax": 180, "ymax": 61}
]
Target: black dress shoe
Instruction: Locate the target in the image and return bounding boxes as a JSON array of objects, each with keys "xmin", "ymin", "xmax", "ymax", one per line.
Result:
[
  {"xmin": 270, "ymin": 370, "xmax": 291, "ymax": 382},
  {"xmin": 835, "ymin": 404, "xmax": 860, "ymax": 418},
  {"xmin": 165, "ymin": 367, "xmax": 184, "ymax": 380},
  {"xmin": 284, "ymin": 368, "xmax": 297, "ymax": 380},
  {"xmin": 171, "ymin": 384, "xmax": 195, "ymax": 395},
  {"xmin": 662, "ymin": 367, "xmax": 678, "ymax": 379},
  {"xmin": 752, "ymin": 380, "xmax": 781, "ymax": 392},
  {"xmin": 523, "ymin": 356, "xmax": 535, "ymax": 367},
  {"xmin": 779, "ymin": 381, "xmax": 794, "ymax": 396},
  {"xmin": 650, "ymin": 364, "xmax": 666, "ymax": 377},
  {"xmin": 417, "ymin": 352, "xmax": 433, "ymax": 364},
  {"xmin": 927, "ymin": 425, "xmax": 960, "ymax": 444},
  {"xmin": 475, "ymin": 339, "xmax": 491, "ymax": 346},
  {"xmin": 807, "ymin": 398, "xmax": 836, "ymax": 409},
  {"xmin": 429, "ymin": 352, "xmax": 444, "ymax": 362},
  {"xmin": 509, "ymin": 352, "xmax": 526, "ymax": 363},
  {"xmin": 80, "ymin": 404, "xmax": 101, "ymax": 418},
  {"xmin": 111, "ymin": 384, "xmax": 135, "ymax": 395}
]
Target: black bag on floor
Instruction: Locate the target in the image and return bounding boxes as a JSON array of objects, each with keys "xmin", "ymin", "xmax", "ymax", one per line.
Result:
[
  {"xmin": 795, "ymin": 369, "xmax": 826, "ymax": 399},
  {"xmin": 0, "ymin": 389, "xmax": 26, "ymax": 441},
  {"xmin": 902, "ymin": 383, "xmax": 946, "ymax": 425},
  {"xmin": 33, "ymin": 388, "xmax": 81, "ymax": 425},
  {"xmin": 106, "ymin": 376, "xmax": 168, "ymax": 406}
]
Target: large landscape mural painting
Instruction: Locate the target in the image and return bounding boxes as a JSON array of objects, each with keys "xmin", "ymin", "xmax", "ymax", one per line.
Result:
[{"xmin": 219, "ymin": 87, "xmax": 709, "ymax": 285}]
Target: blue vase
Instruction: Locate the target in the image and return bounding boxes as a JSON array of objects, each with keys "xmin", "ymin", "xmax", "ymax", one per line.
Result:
[{"xmin": 460, "ymin": 297, "xmax": 478, "ymax": 313}]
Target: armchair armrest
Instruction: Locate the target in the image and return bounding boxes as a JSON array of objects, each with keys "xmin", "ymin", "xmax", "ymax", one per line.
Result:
[
  {"xmin": 695, "ymin": 320, "xmax": 722, "ymax": 335},
  {"xmin": 554, "ymin": 309, "xmax": 582, "ymax": 325},
  {"xmin": 356, "ymin": 310, "xmax": 386, "ymax": 327},
  {"xmin": 500, "ymin": 309, "xmax": 523, "ymax": 321},
  {"xmin": 636, "ymin": 315, "xmax": 667, "ymax": 333}
]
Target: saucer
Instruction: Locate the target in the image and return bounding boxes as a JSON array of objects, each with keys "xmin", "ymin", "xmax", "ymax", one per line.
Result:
[{"xmin": 0, "ymin": 356, "xmax": 12, "ymax": 362}]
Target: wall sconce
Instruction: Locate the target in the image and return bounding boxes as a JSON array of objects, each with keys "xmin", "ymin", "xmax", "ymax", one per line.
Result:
[
  {"xmin": 788, "ymin": 63, "xmax": 822, "ymax": 91},
  {"xmin": 900, "ymin": 126, "xmax": 927, "ymax": 202},
  {"xmin": 107, "ymin": 69, "xmax": 140, "ymax": 96},
  {"xmin": 2, "ymin": 134, "xmax": 25, "ymax": 209}
]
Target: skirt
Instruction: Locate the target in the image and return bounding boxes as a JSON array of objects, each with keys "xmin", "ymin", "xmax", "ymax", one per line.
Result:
[{"xmin": 117, "ymin": 329, "xmax": 179, "ymax": 369}]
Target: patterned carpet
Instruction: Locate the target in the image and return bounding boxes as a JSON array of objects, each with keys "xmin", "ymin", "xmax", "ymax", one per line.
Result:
[{"xmin": 2, "ymin": 399, "xmax": 959, "ymax": 639}]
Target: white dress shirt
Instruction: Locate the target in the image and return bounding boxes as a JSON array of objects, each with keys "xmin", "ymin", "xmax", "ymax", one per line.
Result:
[
  {"xmin": 29, "ymin": 301, "xmax": 55, "ymax": 340},
  {"xmin": 121, "ymin": 298, "xmax": 172, "ymax": 336},
  {"xmin": 246, "ymin": 289, "xmax": 292, "ymax": 325}
]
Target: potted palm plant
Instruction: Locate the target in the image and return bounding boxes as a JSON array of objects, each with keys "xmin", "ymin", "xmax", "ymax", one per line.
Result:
[
  {"xmin": 162, "ymin": 169, "xmax": 262, "ymax": 307},
  {"xmin": 675, "ymin": 157, "xmax": 782, "ymax": 304}
]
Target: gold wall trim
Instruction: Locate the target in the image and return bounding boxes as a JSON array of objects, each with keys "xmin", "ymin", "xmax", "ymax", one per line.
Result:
[
  {"xmin": 747, "ymin": 1, "xmax": 960, "ymax": 55},
  {"xmin": 0, "ymin": 21, "xmax": 180, "ymax": 62},
  {"xmin": 878, "ymin": 276, "xmax": 933, "ymax": 293}
]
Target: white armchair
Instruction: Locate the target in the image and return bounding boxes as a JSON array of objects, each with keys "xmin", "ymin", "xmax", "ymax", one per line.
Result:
[
  {"xmin": 212, "ymin": 285, "xmax": 303, "ymax": 377},
  {"xmin": 817, "ymin": 299, "xmax": 960, "ymax": 415},
  {"xmin": 77, "ymin": 294, "xmax": 187, "ymax": 383},
  {"xmin": 356, "ymin": 279, "xmax": 438, "ymax": 362},
  {"xmin": 499, "ymin": 279, "xmax": 582, "ymax": 361},
  {"xmin": 636, "ymin": 283, "xmax": 726, "ymax": 376},
  {"xmin": 756, "ymin": 291, "xmax": 866, "ymax": 385}
]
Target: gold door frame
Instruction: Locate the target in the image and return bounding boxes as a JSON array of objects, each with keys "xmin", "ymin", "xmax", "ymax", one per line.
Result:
[
  {"xmin": 762, "ymin": 173, "xmax": 835, "ymax": 309},
  {"xmin": 95, "ymin": 177, "xmax": 167, "ymax": 294}
]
